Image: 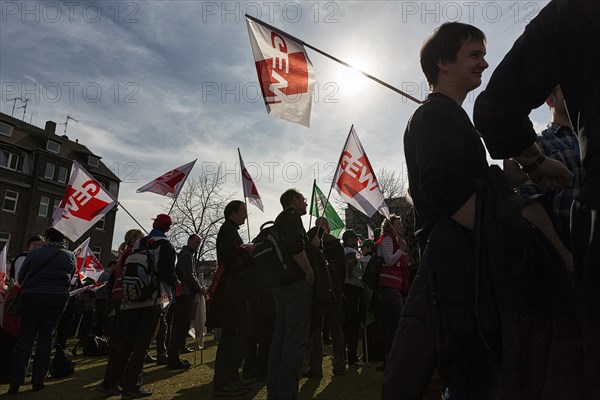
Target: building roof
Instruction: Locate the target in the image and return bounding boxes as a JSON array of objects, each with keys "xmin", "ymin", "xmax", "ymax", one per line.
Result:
[{"xmin": 0, "ymin": 112, "xmax": 120, "ymax": 182}]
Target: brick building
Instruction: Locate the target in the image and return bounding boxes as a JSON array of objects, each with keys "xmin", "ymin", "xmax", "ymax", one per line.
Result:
[{"xmin": 0, "ymin": 112, "xmax": 120, "ymax": 266}]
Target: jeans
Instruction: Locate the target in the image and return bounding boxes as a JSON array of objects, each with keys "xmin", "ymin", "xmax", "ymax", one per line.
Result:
[
  {"xmin": 267, "ymin": 279, "xmax": 313, "ymax": 400},
  {"xmin": 102, "ymin": 306, "xmax": 161, "ymax": 392},
  {"xmin": 11, "ymin": 293, "xmax": 68, "ymax": 385},
  {"xmin": 377, "ymin": 287, "xmax": 404, "ymax": 360}
]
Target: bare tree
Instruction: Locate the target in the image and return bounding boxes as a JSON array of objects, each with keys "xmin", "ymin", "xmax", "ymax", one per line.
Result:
[
  {"xmin": 377, "ymin": 168, "xmax": 408, "ymax": 199},
  {"xmin": 167, "ymin": 168, "xmax": 233, "ymax": 261}
]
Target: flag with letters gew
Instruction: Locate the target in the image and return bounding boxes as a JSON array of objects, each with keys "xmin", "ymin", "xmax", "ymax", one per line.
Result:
[
  {"xmin": 53, "ymin": 161, "xmax": 117, "ymax": 242},
  {"xmin": 73, "ymin": 237, "xmax": 104, "ymax": 282},
  {"xmin": 332, "ymin": 126, "xmax": 390, "ymax": 219},
  {"xmin": 137, "ymin": 159, "xmax": 197, "ymax": 198},
  {"xmin": 246, "ymin": 16, "xmax": 315, "ymax": 127},
  {"xmin": 238, "ymin": 148, "xmax": 264, "ymax": 212}
]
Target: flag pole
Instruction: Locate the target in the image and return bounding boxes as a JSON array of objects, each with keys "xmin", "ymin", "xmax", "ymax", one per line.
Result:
[
  {"xmin": 244, "ymin": 198, "xmax": 251, "ymax": 242},
  {"xmin": 117, "ymin": 202, "xmax": 149, "ymax": 235},
  {"xmin": 245, "ymin": 14, "xmax": 423, "ymax": 105},
  {"xmin": 309, "ymin": 179, "xmax": 317, "ymax": 229}
]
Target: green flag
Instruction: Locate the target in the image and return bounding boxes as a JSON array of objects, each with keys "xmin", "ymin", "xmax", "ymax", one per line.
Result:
[{"xmin": 310, "ymin": 181, "xmax": 345, "ymax": 237}]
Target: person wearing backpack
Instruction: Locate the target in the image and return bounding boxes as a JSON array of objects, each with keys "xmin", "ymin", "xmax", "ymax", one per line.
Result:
[
  {"xmin": 267, "ymin": 189, "xmax": 317, "ymax": 400},
  {"xmin": 99, "ymin": 214, "xmax": 177, "ymax": 400},
  {"xmin": 7, "ymin": 227, "xmax": 76, "ymax": 395}
]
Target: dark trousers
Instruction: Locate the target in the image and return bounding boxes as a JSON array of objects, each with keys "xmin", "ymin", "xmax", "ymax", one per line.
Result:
[
  {"xmin": 377, "ymin": 287, "xmax": 404, "ymax": 361},
  {"xmin": 572, "ymin": 201, "xmax": 600, "ymax": 399},
  {"xmin": 309, "ymin": 301, "xmax": 345, "ymax": 373},
  {"xmin": 267, "ymin": 279, "xmax": 313, "ymax": 400},
  {"xmin": 167, "ymin": 294, "xmax": 194, "ymax": 361},
  {"xmin": 214, "ymin": 307, "xmax": 248, "ymax": 388},
  {"xmin": 156, "ymin": 310, "xmax": 170, "ymax": 360},
  {"xmin": 55, "ymin": 296, "xmax": 77, "ymax": 349},
  {"xmin": 244, "ymin": 292, "xmax": 275, "ymax": 378},
  {"xmin": 343, "ymin": 284, "xmax": 363, "ymax": 363},
  {"xmin": 102, "ymin": 306, "xmax": 161, "ymax": 392},
  {"xmin": 94, "ymin": 298, "xmax": 108, "ymax": 337},
  {"xmin": 10, "ymin": 293, "xmax": 68, "ymax": 385}
]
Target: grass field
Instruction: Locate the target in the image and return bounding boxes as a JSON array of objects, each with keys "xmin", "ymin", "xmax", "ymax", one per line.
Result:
[{"xmin": 0, "ymin": 334, "xmax": 442, "ymax": 399}]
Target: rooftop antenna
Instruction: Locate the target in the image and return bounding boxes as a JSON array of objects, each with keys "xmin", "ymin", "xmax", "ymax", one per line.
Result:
[
  {"xmin": 60, "ymin": 115, "xmax": 79, "ymax": 135},
  {"xmin": 7, "ymin": 97, "xmax": 22, "ymax": 116},
  {"xmin": 16, "ymin": 98, "xmax": 29, "ymax": 120}
]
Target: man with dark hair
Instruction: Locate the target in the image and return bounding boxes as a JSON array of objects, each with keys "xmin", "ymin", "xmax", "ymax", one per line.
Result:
[
  {"xmin": 100, "ymin": 214, "xmax": 177, "ymax": 399},
  {"xmin": 210, "ymin": 201, "xmax": 252, "ymax": 397},
  {"xmin": 267, "ymin": 188, "xmax": 316, "ymax": 400},
  {"xmin": 166, "ymin": 234, "xmax": 204, "ymax": 370},
  {"xmin": 383, "ymin": 22, "xmax": 498, "ymax": 399}
]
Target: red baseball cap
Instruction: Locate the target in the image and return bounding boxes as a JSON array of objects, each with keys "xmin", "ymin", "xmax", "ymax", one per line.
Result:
[{"xmin": 152, "ymin": 214, "xmax": 172, "ymax": 227}]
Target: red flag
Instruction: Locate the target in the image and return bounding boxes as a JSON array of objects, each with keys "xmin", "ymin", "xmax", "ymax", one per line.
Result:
[
  {"xmin": 246, "ymin": 16, "xmax": 315, "ymax": 127},
  {"xmin": 331, "ymin": 126, "xmax": 390, "ymax": 218},
  {"xmin": 53, "ymin": 161, "xmax": 117, "ymax": 242},
  {"xmin": 72, "ymin": 238, "xmax": 104, "ymax": 282},
  {"xmin": 238, "ymin": 148, "xmax": 264, "ymax": 212},
  {"xmin": 137, "ymin": 159, "xmax": 196, "ymax": 198}
]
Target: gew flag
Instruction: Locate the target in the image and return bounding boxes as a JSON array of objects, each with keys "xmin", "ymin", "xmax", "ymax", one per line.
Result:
[
  {"xmin": 246, "ymin": 16, "xmax": 315, "ymax": 127},
  {"xmin": 331, "ymin": 126, "xmax": 390, "ymax": 219}
]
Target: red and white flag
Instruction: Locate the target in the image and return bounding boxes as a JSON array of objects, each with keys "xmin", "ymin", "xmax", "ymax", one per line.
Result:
[
  {"xmin": 73, "ymin": 237, "xmax": 104, "ymax": 282},
  {"xmin": 367, "ymin": 225, "xmax": 375, "ymax": 240},
  {"xmin": 0, "ymin": 242, "xmax": 7, "ymax": 290},
  {"xmin": 137, "ymin": 159, "xmax": 196, "ymax": 198},
  {"xmin": 53, "ymin": 161, "xmax": 117, "ymax": 242},
  {"xmin": 246, "ymin": 16, "xmax": 315, "ymax": 127},
  {"xmin": 238, "ymin": 148, "xmax": 264, "ymax": 212},
  {"xmin": 331, "ymin": 126, "xmax": 390, "ymax": 219}
]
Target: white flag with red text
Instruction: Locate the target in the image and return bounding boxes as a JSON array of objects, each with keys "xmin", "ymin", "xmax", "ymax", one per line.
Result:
[
  {"xmin": 137, "ymin": 159, "xmax": 196, "ymax": 198},
  {"xmin": 246, "ymin": 16, "xmax": 315, "ymax": 127},
  {"xmin": 53, "ymin": 161, "xmax": 117, "ymax": 242},
  {"xmin": 332, "ymin": 126, "xmax": 390, "ymax": 219},
  {"xmin": 73, "ymin": 237, "xmax": 104, "ymax": 282},
  {"xmin": 238, "ymin": 148, "xmax": 264, "ymax": 212},
  {"xmin": 0, "ymin": 242, "xmax": 7, "ymax": 290}
]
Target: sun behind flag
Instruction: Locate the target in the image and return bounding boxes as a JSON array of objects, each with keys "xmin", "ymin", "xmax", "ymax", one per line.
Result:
[
  {"xmin": 238, "ymin": 149, "xmax": 264, "ymax": 212},
  {"xmin": 137, "ymin": 159, "xmax": 196, "ymax": 198},
  {"xmin": 246, "ymin": 16, "xmax": 315, "ymax": 127},
  {"xmin": 310, "ymin": 181, "xmax": 345, "ymax": 237},
  {"xmin": 331, "ymin": 126, "xmax": 390, "ymax": 219}
]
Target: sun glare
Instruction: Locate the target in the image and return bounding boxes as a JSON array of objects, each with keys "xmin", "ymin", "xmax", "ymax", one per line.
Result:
[{"xmin": 333, "ymin": 60, "xmax": 371, "ymax": 97}]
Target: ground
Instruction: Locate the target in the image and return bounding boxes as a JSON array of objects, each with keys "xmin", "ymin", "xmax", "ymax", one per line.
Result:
[{"xmin": 0, "ymin": 335, "xmax": 443, "ymax": 399}]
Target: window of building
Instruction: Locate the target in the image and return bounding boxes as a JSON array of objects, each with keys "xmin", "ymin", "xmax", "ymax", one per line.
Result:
[
  {"xmin": 46, "ymin": 140, "xmax": 60, "ymax": 153},
  {"xmin": 2, "ymin": 190, "xmax": 18, "ymax": 212},
  {"xmin": 0, "ymin": 150, "xmax": 19, "ymax": 171},
  {"xmin": 92, "ymin": 246, "xmax": 101, "ymax": 260},
  {"xmin": 0, "ymin": 122, "xmax": 13, "ymax": 137},
  {"xmin": 88, "ymin": 155, "xmax": 99, "ymax": 167},
  {"xmin": 38, "ymin": 196, "xmax": 50, "ymax": 217},
  {"xmin": 58, "ymin": 166, "xmax": 68, "ymax": 183},
  {"xmin": 44, "ymin": 162, "xmax": 55, "ymax": 179},
  {"xmin": 95, "ymin": 216, "xmax": 105, "ymax": 231}
]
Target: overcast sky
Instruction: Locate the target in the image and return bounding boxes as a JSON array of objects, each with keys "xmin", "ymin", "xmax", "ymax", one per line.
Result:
[{"xmin": 1, "ymin": 1, "xmax": 552, "ymax": 248}]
